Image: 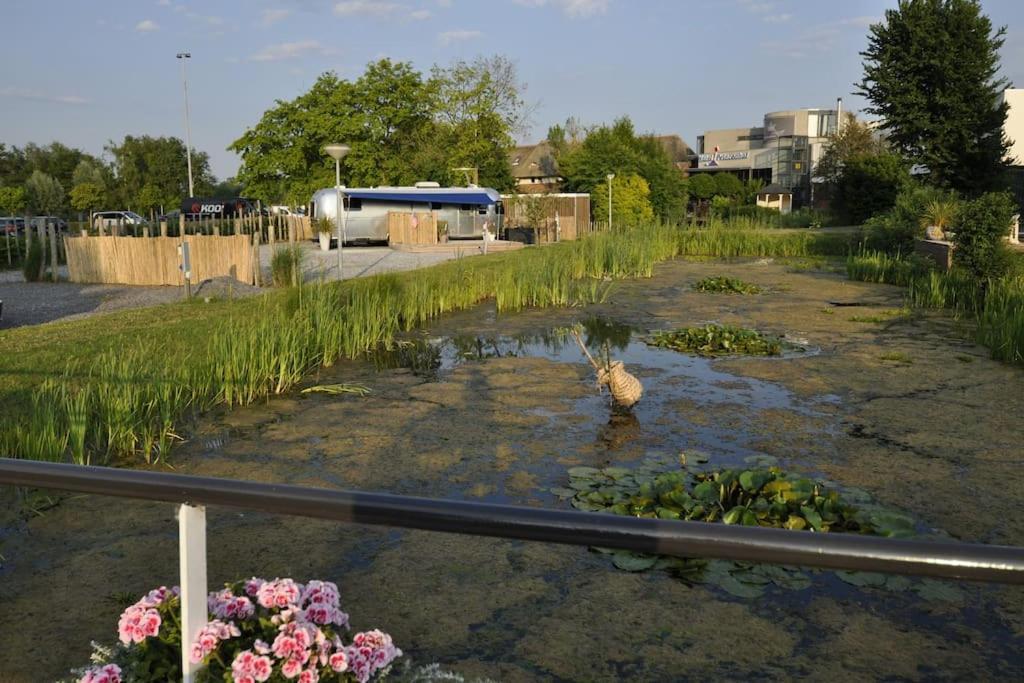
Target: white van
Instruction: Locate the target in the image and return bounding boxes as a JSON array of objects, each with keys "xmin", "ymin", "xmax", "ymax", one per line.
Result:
[{"xmin": 92, "ymin": 211, "xmax": 148, "ymax": 230}]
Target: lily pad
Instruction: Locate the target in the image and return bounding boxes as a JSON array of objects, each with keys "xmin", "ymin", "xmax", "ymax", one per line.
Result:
[
  {"xmin": 612, "ymin": 552, "xmax": 659, "ymax": 572},
  {"xmin": 549, "ymin": 487, "xmax": 577, "ymax": 499},
  {"xmin": 836, "ymin": 570, "xmax": 889, "ymax": 588}
]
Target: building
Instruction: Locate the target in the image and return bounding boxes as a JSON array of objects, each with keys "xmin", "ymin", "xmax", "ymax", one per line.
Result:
[
  {"xmin": 1000, "ymin": 88, "xmax": 1024, "ymax": 211},
  {"xmin": 510, "ymin": 142, "xmax": 562, "ymax": 194},
  {"xmin": 693, "ymin": 107, "xmax": 840, "ymax": 207},
  {"xmin": 509, "ymin": 134, "xmax": 694, "ymax": 194}
]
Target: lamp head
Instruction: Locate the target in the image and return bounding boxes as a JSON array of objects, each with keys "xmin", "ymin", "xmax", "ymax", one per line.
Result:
[
  {"xmin": 176, "ymin": 52, "xmax": 191, "ymax": 59},
  {"xmin": 324, "ymin": 144, "xmax": 351, "ymax": 161},
  {"xmin": 607, "ymin": 173, "xmax": 615, "ymax": 181}
]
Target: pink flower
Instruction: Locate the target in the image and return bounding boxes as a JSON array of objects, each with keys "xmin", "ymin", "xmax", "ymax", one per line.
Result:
[
  {"xmin": 254, "ymin": 639, "xmax": 271, "ymax": 655},
  {"xmin": 232, "ymin": 649, "xmax": 274, "ymax": 683},
  {"xmin": 117, "ymin": 606, "xmax": 162, "ymax": 645},
  {"xmin": 245, "ymin": 577, "xmax": 265, "ymax": 597},
  {"xmin": 208, "ymin": 588, "xmax": 256, "ymax": 620},
  {"xmin": 328, "ymin": 651, "xmax": 349, "ymax": 673},
  {"xmin": 257, "ymin": 578, "xmax": 303, "ymax": 610},
  {"xmin": 298, "ymin": 668, "xmax": 320, "ymax": 683},
  {"xmin": 189, "ymin": 619, "xmax": 241, "ymax": 663},
  {"xmin": 281, "ymin": 656, "xmax": 304, "ymax": 679},
  {"xmin": 301, "ymin": 580, "xmax": 340, "ymax": 607},
  {"xmin": 78, "ymin": 664, "xmax": 121, "ymax": 683}
]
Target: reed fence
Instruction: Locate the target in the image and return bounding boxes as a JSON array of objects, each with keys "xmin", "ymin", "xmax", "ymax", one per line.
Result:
[
  {"xmin": 64, "ymin": 234, "xmax": 255, "ymax": 286},
  {"xmin": 500, "ymin": 193, "xmax": 592, "ymax": 242}
]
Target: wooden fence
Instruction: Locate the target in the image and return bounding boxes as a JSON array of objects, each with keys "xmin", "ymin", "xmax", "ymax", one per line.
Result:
[
  {"xmin": 388, "ymin": 211, "xmax": 439, "ymax": 246},
  {"xmin": 64, "ymin": 235, "xmax": 256, "ymax": 286},
  {"xmin": 500, "ymin": 193, "xmax": 592, "ymax": 242}
]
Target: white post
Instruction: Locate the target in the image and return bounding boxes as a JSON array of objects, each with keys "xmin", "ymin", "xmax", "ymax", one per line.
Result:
[{"xmin": 178, "ymin": 503, "xmax": 207, "ymax": 683}]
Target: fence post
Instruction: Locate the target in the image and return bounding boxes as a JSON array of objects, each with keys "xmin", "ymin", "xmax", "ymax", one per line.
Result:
[
  {"xmin": 252, "ymin": 232, "xmax": 261, "ymax": 287},
  {"xmin": 160, "ymin": 219, "xmax": 168, "ymax": 238},
  {"xmin": 178, "ymin": 503, "xmax": 207, "ymax": 683},
  {"xmin": 48, "ymin": 223, "xmax": 59, "ymax": 282},
  {"xmin": 36, "ymin": 222, "xmax": 46, "ymax": 280}
]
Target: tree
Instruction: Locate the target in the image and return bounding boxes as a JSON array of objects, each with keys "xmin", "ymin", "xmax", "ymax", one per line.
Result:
[
  {"xmin": 712, "ymin": 173, "xmax": 744, "ymax": 199},
  {"xmin": 858, "ymin": 0, "xmax": 1010, "ymax": 195},
  {"xmin": 554, "ymin": 117, "xmax": 688, "ymax": 223},
  {"xmin": 24, "ymin": 170, "xmax": 65, "ymax": 215},
  {"xmin": 688, "ymin": 174, "xmax": 716, "ymax": 201},
  {"xmin": 107, "ymin": 135, "xmax": 213, "ymax": 210},
  {"xmin": 815, "ymin": 113, "xmax": 886, "ymax": 185},
  {"xmin": 70, "ymin": 183, "xmax": 105, "ymax": 215},
  {"xmin": 0, "ymin": 186, "xmax": 26, "ymax": 215},
  {"xmin": 836, "ymin": 152, "xmax": 910, "ymax": 224},
  {"xmin": 591, "ymin": 173, "xmax": 655, "ymax": 227}
]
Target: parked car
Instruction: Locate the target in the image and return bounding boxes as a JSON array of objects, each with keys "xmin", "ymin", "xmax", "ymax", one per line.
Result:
[
  {"xmin": 29, "ymin": 216, "xmax": 68, "ymax": 232},
  {"xmin": 92, "ymin": 210, "xmax": 148, "ymax": 230},
  {"xmin": 0, "ymin": 217, "xmax": 26, "ymax": 237}
]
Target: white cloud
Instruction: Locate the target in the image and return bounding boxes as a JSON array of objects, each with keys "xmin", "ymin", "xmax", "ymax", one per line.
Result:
[
  {"xmin": 738, "ymin": 0, "xmax": 775, "ymax": 13},
  {"xmin": 411, "ymin": 8, "xmax": 431, "ymax": 19},
  {"xmin": 249, "ymin": 40, "xmax": 335, "ymax": 62},
  {"xmin": 513, "ymin": 0, "xmax": 608, "ymax": 18},
  {"xmin": 763, "ymin": 13, "xmax": 791, "ymax": 24},
  {"xmin": 761, "ymin": 15, "xmax": 879, "ymax": 59},
  {"xmin": 438, "ymin": 29, "xmax": 481, "ymax": 45},
  {"xmin": 0, "ymin": 87, "xmax": 90, "ymax": 105},
  {"xmin": 135, "ymin": 19, "xmax": 159, "ymax": 32},
  {"xmin": 157, "ymin": 0, "xmax": 171, "ymax": 5},
  {"xmin": 260, "ymin": 8, "xmax": 291, "ymax": 26},
  {"xmin": 334, "ymin": 0, "xmax": 401, "ymax": 16}
]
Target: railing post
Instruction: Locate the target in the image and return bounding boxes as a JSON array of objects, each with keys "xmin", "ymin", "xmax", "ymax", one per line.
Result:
[{"xmin": 178, "ymin": 503, "xmax": 207, "ymax": 683}]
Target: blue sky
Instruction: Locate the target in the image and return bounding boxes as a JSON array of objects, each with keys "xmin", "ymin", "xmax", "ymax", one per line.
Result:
[{"xmin": 4, "ymin": 0, "xmax": 1024, "ymax": 179}]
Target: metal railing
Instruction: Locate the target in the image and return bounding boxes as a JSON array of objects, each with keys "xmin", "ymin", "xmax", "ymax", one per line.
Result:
[{"xmin": 2, "ymin": 457, "xmax": 1024, "ymax": 680}]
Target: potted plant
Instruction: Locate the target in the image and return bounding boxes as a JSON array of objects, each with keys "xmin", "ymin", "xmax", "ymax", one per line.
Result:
[
  {"xmin": 316, "ymin": 217, "xmax": 334, "ymax": 251},
  {"xmin": 920, "ymin": 199, "xmax": 959, "ymax": 241}
]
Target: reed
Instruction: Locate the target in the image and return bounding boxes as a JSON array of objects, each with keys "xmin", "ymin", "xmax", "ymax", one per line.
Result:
[{"xmin": 3, "ymin": 222, "xmax": 854, "ymax": 466}]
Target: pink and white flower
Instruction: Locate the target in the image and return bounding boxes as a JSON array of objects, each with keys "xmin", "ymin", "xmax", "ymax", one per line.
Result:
[
  {"xmin": 189, "ymin": 619, "xmax": 241, "ymax": 663},
  {"xmin": 256, "ymin": 577, "xmax": 303, "ymax": 609},
  {"xmin": 78, "ymin": 664, "xmax": 121, "ymax": 683}
]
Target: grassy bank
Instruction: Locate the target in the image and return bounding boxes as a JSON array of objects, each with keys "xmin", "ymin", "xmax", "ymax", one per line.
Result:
[
  {"xmin": 846, "ymin": 250, "xmax": 1024, "ymax": 364},
  {"xmin": 0, "ymin": 223, "xmax": 854, "ymax": 466}
]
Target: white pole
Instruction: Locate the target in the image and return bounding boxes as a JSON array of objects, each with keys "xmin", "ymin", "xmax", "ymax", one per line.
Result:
[
  {"xmin": 178, "ymin": 504, "xmax": 207, "ymax": 683},
  {"xmin": 607, "ymin": 174, "xmax": 615, "ymax": 230},
  {"xmin": 335, "ymin": 159, "xmax": 343, "ymax": 277},
  {"xmin": 178, "ymin": 53, "xmax": 195, "ymax": 198}
]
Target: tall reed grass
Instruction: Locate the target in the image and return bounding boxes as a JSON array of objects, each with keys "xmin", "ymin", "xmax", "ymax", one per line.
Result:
[
  {"xmin": 846, "ymin": 249, "xmax": 1024, "ymax": 366},
  {"xmin": 1, "ymin": 222, "xmax": 848, "ymax": 466}
]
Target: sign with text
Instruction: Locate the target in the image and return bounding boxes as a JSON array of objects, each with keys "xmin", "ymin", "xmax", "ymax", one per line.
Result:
[{"xmin": 698, "ymin": 150, "xmax": 749, "ymax": 167}]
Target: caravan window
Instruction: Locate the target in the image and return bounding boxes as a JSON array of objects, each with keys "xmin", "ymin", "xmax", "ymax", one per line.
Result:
[{"xmin": 345, "ymin": 197, "xmax": 362, "ymax": 211}]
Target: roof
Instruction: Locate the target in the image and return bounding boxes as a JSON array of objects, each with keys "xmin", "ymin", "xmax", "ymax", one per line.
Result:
[
  {"xmin": 509, "ymin": 142, "xmax": 560, "ymax": 180},
  {"xmin": 653, "ymin": 134, "xmax": 695, "ymax": 163},
  {"xmin": 759, "ymin": 183, "xmax": 792, "ymax": 195},
  {"xmin": 313, "ymin": 186, "xmax": 501, "ymax": 205}
]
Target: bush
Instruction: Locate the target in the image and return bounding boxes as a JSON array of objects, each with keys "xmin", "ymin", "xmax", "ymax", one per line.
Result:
[
  {"xmin": 836, "ymin": 151, "xmax": 910, "ymax": 224},
  {"xmin": 864, "ymin": 184, "xmax": 960, "ymax": 253},
  {"xmin": 271, "ymin": 245, "xmax": 304, "ymax": 287},
  {"xmin": 22, "ymin": 236, "xmax": 45, "ymax": 282},
  {"xmin": 712, "ymin": 173, "xmax": 744, "ymax": 198},
  {"xmin": 953, "ymin": 191, "xmax": 1017, "ymax": 283}
]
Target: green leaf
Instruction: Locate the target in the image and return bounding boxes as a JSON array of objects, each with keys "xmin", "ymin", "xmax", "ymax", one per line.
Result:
[
  {"xmin": 568, "ymin": 466, "xmax": 602, "ymax": 479},
  {"xmin": 723, "ymin": 506, "xmax": 745, "ymax": 525},
  {"xmin": 611, "ymin": 552, "xmax": 659, "ymax": 572},
  {"xmin": 549, "ymin": 487, "xmax": 576, "ymax": 499},
  {"xmin": 914, "ymin": 579, "xmax": 965, "ymax": 604},
  {"xmin": 835, "ymin": 570, "xmax": 888, "ymax": 588},
  {"xmin": 739, "ymin": 470, "xmax": 772, "ymax": 493},
  {"xmin": 716, "ymin": 575, "xmax": 766, "ymax": 599},
  {"xmin": 800, "ymin": 505, "xmax": 823, "ymax": 532}
]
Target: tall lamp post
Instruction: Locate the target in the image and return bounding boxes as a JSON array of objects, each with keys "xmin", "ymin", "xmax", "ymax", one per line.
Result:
[
  {"xmin": 176, "ymin": 52, "xmax": 195, "ymax": 198},
  {"xmin": 606, "ymin": 173, "xmax": 615, "ymax": 230},
  {"xmin": 324, "ymin": 144, "xmax": 350, "ymax": 277}
]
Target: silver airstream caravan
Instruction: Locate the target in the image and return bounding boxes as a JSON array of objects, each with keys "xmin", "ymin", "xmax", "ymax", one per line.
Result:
[{"xmin": 310, "ymin": 184, "xmax": 503, "ymax": 244}]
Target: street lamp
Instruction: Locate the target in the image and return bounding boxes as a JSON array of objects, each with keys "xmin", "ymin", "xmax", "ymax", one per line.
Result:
[
  {"xmin": 176, "ymin": 52, "xmax": 195, "ymax": 198},
  {"xmin": 606, "ymin": 173, "xmax": 615, "ymax": 230},
  {"xmin": 324, "ymin": 144, "xmax": 351, "ymax": 276}
]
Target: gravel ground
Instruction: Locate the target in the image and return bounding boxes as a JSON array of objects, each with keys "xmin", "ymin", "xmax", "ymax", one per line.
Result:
[{"xmin": 0, "ymin": 242, "xmax": 485, "ymax": 330}]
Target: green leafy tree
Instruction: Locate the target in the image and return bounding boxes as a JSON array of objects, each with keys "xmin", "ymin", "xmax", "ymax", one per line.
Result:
[
  {"xmin": 712, "ymin": 173, "xmax": 744, "ymax": 199},
  {"xmin": 0, "ymin": 186, "xmax": 26, "ymax": 215},
  {"xmin": 107, "ymin": 135, "xmax": 213, "ymax": 210},
  {"xmin": 555, "ymin": 117, "xmax": 688, "ymax": 223},
  {"xmin": 815, "ymin": 113, "xmax": 886, "ymax": 186},
  {"xmin": 70, "ymin": 183, "xmax": 105, "ymax": 215},
  {"xmin": 858, "ymin": 0, "xmax": 1011, "ymax": 194},
  {"xmin": 24, "ymin": 170, "xmax": 65, "ymax": 215},
  {"xmin": 953, "ymin": 191, "xmax": 1016, "ymax": 282},
  {"xmin": 688, "ymin": 174, "xmax": 716, "ymax": 201},
  {"xmin": 836, "ymin": 152, "xmax": 910, "ymax": 224},
  {"xmin": 591, "ymin": 173, "xmax": 655, "ymax": 227}
]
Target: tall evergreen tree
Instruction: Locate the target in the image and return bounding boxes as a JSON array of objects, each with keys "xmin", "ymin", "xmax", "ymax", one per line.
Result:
[{"xmin": 857, "ymin": 0, "xmax": 1011, "ymax": 195}]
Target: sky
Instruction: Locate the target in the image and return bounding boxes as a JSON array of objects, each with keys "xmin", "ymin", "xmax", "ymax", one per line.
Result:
[{"xmin": 4, "ymin": 0, "xmax": 1024, "ymax": 180}]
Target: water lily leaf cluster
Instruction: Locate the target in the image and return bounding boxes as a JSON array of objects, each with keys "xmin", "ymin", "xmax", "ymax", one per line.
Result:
[
  {"xmin": 648, "ymin": 325, "xmax": 784, "ymax": 356},
  {"xmin": 555, "ymin": 459, "xmax": 943, "ymax": 600},
  {"xmin": 693, "ymin": 276, "xmax": 762, "ymax": 295}
]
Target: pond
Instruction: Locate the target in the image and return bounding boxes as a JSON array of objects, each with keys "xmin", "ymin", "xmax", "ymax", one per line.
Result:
[{"xmin": 1, "ymin": 258, "xmax": 1023, "ymax": 681}]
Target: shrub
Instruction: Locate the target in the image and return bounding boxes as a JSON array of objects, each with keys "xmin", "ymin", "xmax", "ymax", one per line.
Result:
[
  {"xmin": 864, "ymin": 184, "xmax": 960, "ymax": 253},
  {"xmin": 22, "ymin": 236, "xmax": 45, "ymax": 282},
  {"xmin": 835, "ymin": 151, "xmax": 910, "ymax": 224},
  {"xmin": 712, "ymin": 173, "xmax": 744, "ymax": 199},
  {"xmin": 271, "ymin": 245, "xmax": 304, "ymax": 287},
  {"xmin": 920, "ymin": 198, "xmax": 959, "ymax": 236},
  {"xmin": 952, "ymin": 191, "xmax": 1017, "ymax": 283}
]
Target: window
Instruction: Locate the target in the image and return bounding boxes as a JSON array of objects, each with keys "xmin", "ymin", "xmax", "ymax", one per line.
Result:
[
  {"xmin": 512, "ymin": 156, "xmax": 521, "ymax": 166},
  {"xmin": 345, "ymin": 198, "xmax": 362, "ymax": 211}
]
